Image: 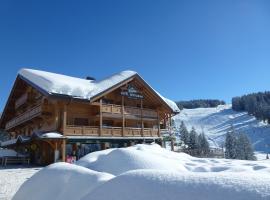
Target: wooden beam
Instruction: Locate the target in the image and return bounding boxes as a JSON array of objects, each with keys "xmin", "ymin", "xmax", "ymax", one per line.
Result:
[
  {"xmin": 90, "ymin": 77, "xmax": 135, "ymax": 103},
  {"xmin": 62, "ymin": 140, "xmax": 66, "ymax": 162},
  {"xmin": 63, "ymin": 104, "xmax": 67, "ymax": 134},
  {"xmin": 122, "ymin": 96, "xmax": 125, "ymax": 137},
  {"xmin": 141, "ymin": 99, "xmax": 144, "ymax": 136},
  {"xmin": 99, "ymin": 99, "xmax": 103, "ymax": 136},
  {"xmin": 157, "ymin": 109, "xmax": 160, "ymax": 137}
]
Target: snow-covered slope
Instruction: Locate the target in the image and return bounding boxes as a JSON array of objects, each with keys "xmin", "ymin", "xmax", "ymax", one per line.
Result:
[
  {"xmin": 173, "ymin": 105, "xmax": 270, "ymax": 152},
  {"xmin": 13, "ymin": 144, "xmax": 270, "ymax": 200}
]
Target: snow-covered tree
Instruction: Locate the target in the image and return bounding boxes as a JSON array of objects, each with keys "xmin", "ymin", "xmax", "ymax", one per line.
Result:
[
  {"xmin": 225, "ymin": 126, "xmax": 255, "ymax": 160},
  {"xmin": 188, "ymin": 127, "xmax": 199, "ymax": 155},
  {"xmin": 198, "ymin": 132, "xmax": 210, "ymax": 157},
  {"xmin": 179, "ymin": 121, "xmax": 189, "ymax": 148},
  {"xmin": 236, "ymin": 133, "xmax": 255, "ymax": 160},
  {"xmin": 225, "ymin": 126, "xmax": 238, "ymax": 159}
]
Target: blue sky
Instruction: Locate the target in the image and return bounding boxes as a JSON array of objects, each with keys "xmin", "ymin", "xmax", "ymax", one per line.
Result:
[{"xmin": 0, "ymin": 0, "xmax": 270, "ymax": 111}]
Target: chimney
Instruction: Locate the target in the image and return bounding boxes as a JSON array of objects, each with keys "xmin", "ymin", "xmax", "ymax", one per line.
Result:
[{"xmin": 86, "ymin": 76, "xmax": 96, "ymax": 81}]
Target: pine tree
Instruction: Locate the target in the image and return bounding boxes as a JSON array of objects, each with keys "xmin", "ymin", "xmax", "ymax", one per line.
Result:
[
  {"xmin": 198, "ymin": 132, "xmax": 210, "ymax": 157},
  {"xmin": 225, "ymin": 126, "xmax": 237, "ymax": 159},
  {"xmin": 225, "ymin": 126, "xmax": 255, "ymax": 160},
  {"xmin": 179, "ymin": 121, "xmax": 189, "ymax": 149},
  {"xmin": 189, "ymin": 127, "xmax": 199, "ymax": 156},
  {"xmin": 236, "ymin": 133, "xmax": 255, "ymax": 160}
]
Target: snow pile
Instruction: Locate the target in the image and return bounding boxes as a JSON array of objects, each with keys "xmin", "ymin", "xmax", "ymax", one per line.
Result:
[
  {"xmin": 174, "ymin": 105, "xmax": 270, "ymax": 151},
  {"xmin": 83, "ymin": 170, "xmax": 270, "ymax": 200},
  {"xmin": 77, "ymin": 144, "xmax": 270, "ymax": 174},
  {"xmin": 39, "ymin": 132, "xmax": 64, "ymax": 138},
  {"xmin": 76, "ymin": 144, "xmax": 188, "ymax": 175},
  {"xmin": 13, "ymin": 144, "xmax": 270, "ymax": 200},
  {"xmin": 13, "ymin": 162, "xmax": 114, "ymax": 200}
]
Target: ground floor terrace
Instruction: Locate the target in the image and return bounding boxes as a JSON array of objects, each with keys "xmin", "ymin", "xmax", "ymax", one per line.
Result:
[{"xmin": 1, "ymin": 133, "xmax": 163, "ymax": 165}]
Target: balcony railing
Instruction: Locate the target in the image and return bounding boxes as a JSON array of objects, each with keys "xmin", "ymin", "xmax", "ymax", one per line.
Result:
[
  {"xmin": 5, "ymin": 104, "xmax": 50, "ymax": 130},
  {"xmin": 15, "ymin": 93, "xmax": 28, "ymax": 109},
  {"xmin": 64, "ymin": 125, "xmax": 160, "ymax": 137},
  {"xmin": 101, "ymin": 104, "xmax": 158, "ymax": 118}
]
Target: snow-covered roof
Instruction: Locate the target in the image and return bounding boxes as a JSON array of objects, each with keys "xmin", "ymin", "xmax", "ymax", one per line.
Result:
[
  {"xmin": 0, "ymin": 139, "xmax": 17, "ymax": 147},
  {"xmin": 18, "ymin": 68, "xmax": 180, "ymax": 113},
  {"xmin": 39, "ymin": 132, "xmax": 64, "ymax": 139},
  {"xmin": 0, "ymin": 132, "xmax": 64, "ymax": 147},
  {"xmin": 0, "ymin": 135, "xmax": 30, "ymax": 147}
]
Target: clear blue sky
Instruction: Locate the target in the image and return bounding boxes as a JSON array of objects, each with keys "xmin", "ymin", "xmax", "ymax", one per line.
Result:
[{"xmin": 0, "ymin": 0, "xmax": 270, "ymax": 111}]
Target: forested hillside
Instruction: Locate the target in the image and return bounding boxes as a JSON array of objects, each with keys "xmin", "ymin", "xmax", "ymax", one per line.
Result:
[
  {"xmin": 232, "ymin": 92, "xmax": 270, "ymax": 123},
  {"xmin": 176, "ymin": 99, "xmax": 225, "ymax": 110}
]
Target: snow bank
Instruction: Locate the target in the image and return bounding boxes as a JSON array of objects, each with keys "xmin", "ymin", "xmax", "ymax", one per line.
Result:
[
  {"xmin": 76, "ymin": 144, "xmax": 270, "ymax": 174},
  {"xmin": 13, "ymin": 144, "xmax": 270, "ymax": 200},
  {"xmin": 83, "ymin": 169, "xmax": 270, "ymax": 200},
  {"xmin": 13, "ymin": 162, "xmax": 114, "ymax": 200},
  {"xmin": 76, "ymin": 144, "xmax": 188, "ymax": 175}
]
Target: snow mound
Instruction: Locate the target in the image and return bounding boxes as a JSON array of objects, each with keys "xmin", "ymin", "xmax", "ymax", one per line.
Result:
[
  {"xmin": 77, "ymin": 144, "xmax": 270, "ymax": 175},
  {"xmin": 82, "ymin": 169, "xmax": 270, "ymax": 200},
  {"xmin": 76, "ymin": 144, "xmax": 189, "ymax": 175},
  {"xmin": 13, "ymin": 144, "xmax": 270, "ymax": 200},
  {"xmin": 12, "ymin": 162, "xmax": 115, "ymax": 200}
]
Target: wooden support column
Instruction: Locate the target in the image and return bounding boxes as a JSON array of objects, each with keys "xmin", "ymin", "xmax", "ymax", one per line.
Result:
[
  {"xmin": 157, "ymin": 110, "xmax": 160, "ymax": 137},
  {"xmin": 63, "ymin": 104, "xmax": 67, "ymax": 132},
  {"xmin": 62, "ymin": 104, "xmax": 67, "ymax": 162},
  {"xmin": 99, "ymin": 99, "xmax": 103, "ymax": 136},
  {"xmin": 169, "ymin": 113, "xmax": 174, "ymax": 152},
  {"xmin": 62, "ymin": 140, "xmax": 66, "ymax": 162},
  {"xmin": 140, "ymin": 99, "xmax": 144, "ymax": 136},
  {"xmin": 122, "ymin": 96, "xmax": 125, "ymax": 137}
]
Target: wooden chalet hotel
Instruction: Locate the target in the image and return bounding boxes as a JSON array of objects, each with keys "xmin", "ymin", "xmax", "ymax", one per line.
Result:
[{"xmin": 0, "ymin": 69, "xmax": 180, "ymax": 165}]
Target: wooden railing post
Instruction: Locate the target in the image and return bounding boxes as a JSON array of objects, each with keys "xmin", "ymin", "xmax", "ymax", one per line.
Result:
[
  {"xmin": 157, "ymin": 110, "xmax": 160, "ymax": 137},
  {"xmin": 100, "ymin": 99, "xmax": 103, "ymax": 136},
  {"xmin": 62, "ymin": 104, "xmax": 67, "ymax": 162},
  {"xmin": 122, "ymin": 96, "xmax": 125, "ymax": 137},
  {"xmin": 140, "ymin": 99, "xmax": 144, "ymax": 136}
]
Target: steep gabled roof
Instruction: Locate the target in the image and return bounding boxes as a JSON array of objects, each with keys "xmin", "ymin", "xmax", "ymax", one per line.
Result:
[{"xmin": 18, "ymin": 68, "xmax": 180, "ymax": 113}]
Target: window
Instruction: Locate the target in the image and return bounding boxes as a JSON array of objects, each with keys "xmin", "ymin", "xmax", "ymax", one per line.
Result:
[{"xmin": 74, "ymin": 118, "xmax": 89, "ymax": 126}]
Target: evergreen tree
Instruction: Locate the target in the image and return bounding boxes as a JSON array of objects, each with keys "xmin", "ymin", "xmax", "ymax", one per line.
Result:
[
  {"xmin": 179, "ymin": 121, "xmax": 189, "ymax": 148},
  {"xmin": 188, "ymin": 127, "xmax": 199, "ymax": 156},
  {"xmin": 198, "ymin": 132, "xmax": 210, "ymax": 157},
  {"xmin": 225, "ymin": 126, "xmax": 237, "ymax": 159},
  {"xmin": 236, "ymin": 133, "xmax": 255, "ymax": 160},
  {"xmin": 225, "ymin": 126, "xmax": 255, "ymax": 160}
]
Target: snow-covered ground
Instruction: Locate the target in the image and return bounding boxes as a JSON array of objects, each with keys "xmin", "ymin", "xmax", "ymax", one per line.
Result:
[
  {"xmin": 174, "ymin": 105, "xmax": 270, "ymax": 152},
  {"xmin": 11, "ymin": 144, "xmax": 270, "ymax": 200},
  {"xmin": 0, "ymin": 167, "xmax": 41, "ymax": 200}
]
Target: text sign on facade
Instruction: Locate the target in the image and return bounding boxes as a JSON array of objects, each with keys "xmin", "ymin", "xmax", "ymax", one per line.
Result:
[{"xmin": 121, "ymin": 85, "xmax": 143, "ymax": 99}]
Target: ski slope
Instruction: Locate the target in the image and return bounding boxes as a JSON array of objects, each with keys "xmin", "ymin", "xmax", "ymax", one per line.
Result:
[{"xmin": 173, "ymin": 105, "xmax": 270, "ymax": 152}]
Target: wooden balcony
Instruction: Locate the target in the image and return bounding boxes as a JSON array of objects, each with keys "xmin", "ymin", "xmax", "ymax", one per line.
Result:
[
  {"xmin": 5, "ymin": 104, "xmax": 51, "ymax": 130},
  {"xmin": 64, "ymin": 125, "xmax": 159, "ymax": 137},
  {"xmin": 101, "ymin": 104, "xmax": 158, "ymax": 118},
  {"xmin": 15, "ymin": 93, "xmax": 28, "ymax": 109}
]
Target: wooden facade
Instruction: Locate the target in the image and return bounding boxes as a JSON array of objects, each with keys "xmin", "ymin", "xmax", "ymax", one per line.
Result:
[{"xmin": 0, "ymin": 69, "xmax": 178, "ymax": 165}]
